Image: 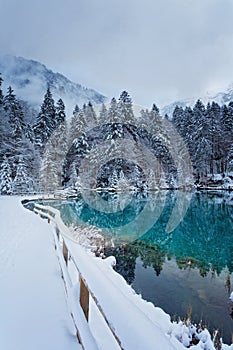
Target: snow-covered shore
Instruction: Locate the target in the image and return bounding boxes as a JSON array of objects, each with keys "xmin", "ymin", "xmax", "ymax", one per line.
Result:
[{"xmin": 0, "ymin": 196, "xmax": 79, "ymax": 350}]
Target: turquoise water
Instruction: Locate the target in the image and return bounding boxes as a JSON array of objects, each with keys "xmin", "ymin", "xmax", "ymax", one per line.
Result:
[{"xmin": 28, "ymin": 190, "xmax": 233, "ymax": 344}]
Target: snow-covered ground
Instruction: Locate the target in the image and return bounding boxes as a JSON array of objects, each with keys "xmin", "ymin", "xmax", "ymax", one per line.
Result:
[
  {"xmin": 0, "ymin": 196, "xmax": 80, "ymax": 350},
  {"xmin": 0, "ymin": 196, "xmax": 232, "ymax": 350}
]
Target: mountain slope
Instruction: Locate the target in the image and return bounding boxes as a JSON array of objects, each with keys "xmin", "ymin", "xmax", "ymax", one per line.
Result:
[
  {"xmin": 0, "ymin": 54, "xmax": 106, "ymax": 116},
  {"xmin": 161, "ymin": 83, "xmax": 233, "ymax": 117}
]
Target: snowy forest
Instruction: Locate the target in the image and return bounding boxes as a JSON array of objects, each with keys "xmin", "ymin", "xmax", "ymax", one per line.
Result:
[{"xmin": 0, "ymin": 71, "xmax": 232, "ymax": 195}]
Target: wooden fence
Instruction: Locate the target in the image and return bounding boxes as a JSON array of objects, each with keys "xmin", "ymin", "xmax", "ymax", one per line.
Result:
[
  {"xmin": 33, "ymin": 203, "xmax": 177, "ymax": 350},
  {"xmin": 34, "ymin": 203, "xmax": 122, "ymax": 350}
]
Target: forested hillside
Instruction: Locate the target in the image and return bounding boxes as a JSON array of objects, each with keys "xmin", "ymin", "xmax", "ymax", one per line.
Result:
[
  {"xmin": 172, "ymin": 101, "xmax": 233, "ymax": 186},
  {"xmin": 0, "ymin": 72, "xmax": 232, "ymax": 195}
]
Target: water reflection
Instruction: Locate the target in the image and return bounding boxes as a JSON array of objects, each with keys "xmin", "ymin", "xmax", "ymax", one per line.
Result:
[{"xmin": 60, "ymin": 190, "xmax": 233, "ymax": 275}]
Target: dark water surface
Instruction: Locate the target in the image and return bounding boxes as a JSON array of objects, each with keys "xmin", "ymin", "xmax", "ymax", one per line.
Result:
[{"xmin": 29, "ymin": 190, "xmax": 233, "ymax": 343}]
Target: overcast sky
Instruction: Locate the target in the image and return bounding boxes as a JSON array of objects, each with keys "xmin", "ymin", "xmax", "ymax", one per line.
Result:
[{"xmin": 0, "ymin": 0, "xmax": 233, "ymax": 108}]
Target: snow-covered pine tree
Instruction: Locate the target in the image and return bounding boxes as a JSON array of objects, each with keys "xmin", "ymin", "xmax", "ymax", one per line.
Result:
[
  {"xmin": 140, "ymin": 108, "xmax": 150, "ymax": 130},
  {"xmin": 55, "ymin": 98, "xmax": 66, "ymax": 127},
  {"xmin": 221, "ymin": 103, "xmax": 233, "ymax": 173},
  {"xmin": 226, "ymin": 143, "xmax": 233, "ymax": 173},
  {"xmin": 108, "ymin": 97, "xmax": 118, "ymax": 123},
  {"xmin": 73, "ymin": 104, "xmax": 80, "ymax": 115},
  {"xmin": 39, "ymin": 141, "xmax": 59, "ymax": 193},
  {"xmin": 33, "ymin": 87, "xmax": 56, "ymax": 150},
  {"xmin": 39, "ymin": 116, "xmax": 68, "ymax": 193},
  {"xmin": 194, "ymin": 136, "xmax": 212, "ymax": 184},
  {"xmin": 188, "ymin": 100, "xmax": 209, "ymax": 181},
  {"xmin": 205, "ymin": 102, "xmax": 224, "ymax": 176},
  {"xmin": 149, "ymin": 103, "xmax": 163, "ymax": 136},
  {"xmin": 68, "ymin": 163, "xmax": 79, "ymax": 188},
  {"xmin": 172, "ymin": 105, "xmax": 185, "ymax": 134},
  {"xmin": 104, "ymin": 98, "xmax": 123, "ymax": 141},
  {"xmin": 84, "ymin": 101, "xmax": 97, "ymax": 129},
  {"xmin": 0, "ymin": 155, "xmax": 13, "ymax": 194},
  {"xmin": 69, "ymin": 108, "xmax": 87, "ymax": 146},
  {"xmin": 52, "ymin": 121, "xmax": 68, "ymax": 186},
  {"xmin": 2, "ymin": 86, "xmax": 30, "ymax": 177},
  {"xmin": 117, "ymin": 91, "xmax": 134, "ymax": 125},
  {"xmin": 12, "ymin": 156, "xmax": 33, "ymax": 194},
  {"xmin": 70, "ymin": 105, "xmax": 80, "ymax": 145},
  {"xmin": 98, "ymin": 103, "xmax": 108, "ymax": 125},
  {"xmin": 4, "ymin": 86, "xmax": 26, "ymax": 140},
  {"xmin": 39, "ymin": 97, "xmax": 68, "ymax": 191}
]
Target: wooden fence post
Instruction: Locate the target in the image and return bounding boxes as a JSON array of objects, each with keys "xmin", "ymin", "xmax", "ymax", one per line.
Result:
[
  {"xmin": 56, "ymin": 226, "xmax": 60, "ymax": 240},
  {"xmin": 80, "ymin": 277, "xmax": 89, "ymax": 321},
  {"xmin": 63, "ymin": 241, "xmax": 68, "ymax": 265}
]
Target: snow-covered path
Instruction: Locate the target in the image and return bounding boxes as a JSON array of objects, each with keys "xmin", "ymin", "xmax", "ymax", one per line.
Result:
[{"xmin": 0, "ymin": 196, "xmax": 80, "ymax": 350}]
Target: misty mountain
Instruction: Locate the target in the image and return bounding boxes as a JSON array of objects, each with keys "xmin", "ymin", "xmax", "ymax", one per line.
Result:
[
  {"xmin": 0, "ymin": 54, "xmax": 106, "ymax": 116},
  {"xmin": 162, "ymin": 83, "xmax": 233, "ymax": 117}
]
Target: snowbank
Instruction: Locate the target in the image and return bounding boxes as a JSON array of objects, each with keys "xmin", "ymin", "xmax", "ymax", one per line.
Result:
[{"xmin": 0, "ymin": 196, "xmax": 80, "ymax": 350}]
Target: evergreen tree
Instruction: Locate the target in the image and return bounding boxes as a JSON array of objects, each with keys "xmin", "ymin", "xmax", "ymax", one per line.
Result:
[
  {"xmin": 0, "ymin": 156, "xmax": 13, "ymax": 194},
  {"xmin": 70, "ymin": 105, "xmax": 80, "ymax": 145},
  {"xmin": 55, "ymin": 98, "xmax": 66, "ymax": 126},
  {"xmin": 12, "ymin": 156, "xmax": 33, "ymax": 194},
  {"xmin": 149, "ymin": 103, "xmax": 162, "ymax": 135},
  {"xmin": 226, "ymin": 144, "xmax": 233, "ymax": 173},
  {"xmin": 139, "ymin": 108, "xmax": 150, "ymax": 130},
  {"xmin": 83, "ymin": 101, "xmax": 97, "ymax": 129},
  {"xmin": 152, "ymin": 103, "xmax": 159, "ymax": 114},
  {"xmin": 39, "ymin": 143, "xmax": 59, "ymax": 193},
  {"xmin": 2, "ymin": 86, "xmax": 31, "ymax": 177},
  {"xmin": 172, "ymin": 106, "xmax": 185, "ymax": 134},
  {"xmin": 24, "ymin": 123, "xmax": 35, "ymax": 143},
  {"xmin": 73, "ymin": 104, "xmax": 80, "ymax": 115},
  {"xmin": 40, "ymin": 118, "xmax": 68, "ymax": 192},
  {"xmin": 108, "ymin": 97, "xmax": 118, "ymax": 123},
  {"xmin": 69, "ymin": 109, "xmax": 87, "ymax": 146},
  {"xmin": 33, "ymin": 87, "xmax": 56, "ymax": 149},
  {"xmin": 221, "ymin": 103, "xmax": 233, "ymax": 155},
  {"xmin": 68, "ymin": 163, "xmax": 79, "ymax": 188},
  {"xmin": 117, "ymin": 91, "xmax": 134, "ymax": 125},
  {"xmin": 206, "ymin": 102, "xmax": 223, "ymax": 175},
  {"xmin": 4, "ymin": 86, "xmax": 26, "ymax": 140},
  {"xmin": 194, "ymin": 136, "xmax": 212, "ymax": 183},
  {"xmin": 106, "ymin": 97, "xmax": 123, "ymax": 140},
  {"xmin": 193, "ymin": 99, "xmax": 205, "ymax": 116},
  {"xmin": 98, "ymin": 103, "xmax": 108, "ymax": 125},
  {"xmin": 51, "ymin": 121, "xmax": 68, "ymax": 186}
]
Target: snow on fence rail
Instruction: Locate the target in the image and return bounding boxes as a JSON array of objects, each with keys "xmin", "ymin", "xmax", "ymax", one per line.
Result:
[{"xmin": 34, "ymin": 203, "xmax": 181, "ymax": 350}]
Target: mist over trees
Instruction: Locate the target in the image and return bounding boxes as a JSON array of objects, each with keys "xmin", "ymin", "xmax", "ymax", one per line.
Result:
[{"xmin": 0, "ymin": 71, "xmax": 232, "ymax": 195}]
